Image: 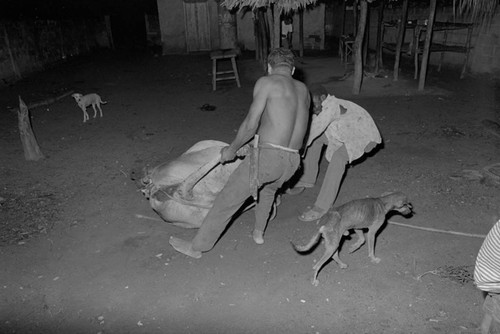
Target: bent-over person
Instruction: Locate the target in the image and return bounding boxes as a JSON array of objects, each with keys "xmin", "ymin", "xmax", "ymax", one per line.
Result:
[
  {"xmin": 474, "ymin": 219, "xmax": 500, "ymax": 334},
  {"xmin": 169, "ymin": 48, "xmax": 310, "ymax": 259},
  {"xmin": 289, "ymin": 92, "xmax": 382, "ymax": 221}
]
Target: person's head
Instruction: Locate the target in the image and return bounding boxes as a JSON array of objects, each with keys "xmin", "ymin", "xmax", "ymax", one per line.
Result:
[
  {"xmin": 267, "ymin": 48, "xmax": 295, "ymax": 75},
  {"xmin": 309, "ymin": 84, "xmax": 328, "ymax": 114}
]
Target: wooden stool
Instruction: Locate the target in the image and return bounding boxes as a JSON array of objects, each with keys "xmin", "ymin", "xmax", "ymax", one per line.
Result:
[{"xmin": 210, "ymin": 49, "xmax": 241, "ymax": 91}]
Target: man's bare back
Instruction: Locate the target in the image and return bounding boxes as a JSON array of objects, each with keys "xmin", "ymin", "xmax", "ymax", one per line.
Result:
[
  {"xmin": 221, "ymin": 62, "xmax": 309, "ymax": 162},
  {"xmin": 256, "ymin": 72, "xmax": 310, "ymax": 150}
]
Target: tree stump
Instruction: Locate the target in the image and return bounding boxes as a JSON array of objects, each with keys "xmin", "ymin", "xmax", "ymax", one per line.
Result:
[{"xmin": 17, "ymin": 96, "xmax": 45, "ymax": 161}]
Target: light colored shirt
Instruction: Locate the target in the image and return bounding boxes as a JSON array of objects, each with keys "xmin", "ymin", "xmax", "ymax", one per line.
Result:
[
  {"xmin": 474, "ymin": 219, "xmax": 500, "ymax": 293},
  {"xmin": 307, "ymin": 95, "xmax": 382, "ymax": 163},
  {"xmin": 282, "ymin": 21, "xmax": 293, "ymax": 34}
]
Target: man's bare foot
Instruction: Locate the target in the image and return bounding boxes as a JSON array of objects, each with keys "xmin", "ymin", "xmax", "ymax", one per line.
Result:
[
  {"xmin": 286, "ymin": 187, "xmax": 305, "ymax": 195},
  {"xmin": 169, "ymin": 236, "xmax": 202, "ymax": 259},
  {"xmin": 253, "ymin": 230, "xmax": 264, "ymax": 245},
  {"xmin": 298, "ymin": 206, "xmax": 326, "ymax": 222}
]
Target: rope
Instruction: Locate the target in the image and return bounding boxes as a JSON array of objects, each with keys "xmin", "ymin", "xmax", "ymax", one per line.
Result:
[{"xmin": 387, "ymin": 220, "xmax": 486, "ymax": 239}]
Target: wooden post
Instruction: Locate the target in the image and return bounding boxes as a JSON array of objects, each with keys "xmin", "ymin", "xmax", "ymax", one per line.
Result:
[
  {"xmin": 299, "ymin": 9, "xmax": 304, "ymax": 57},
  {"xmin": 217, "ymin": 3, "xmax": 237, "ymax": 49},
  {"xmin": 17, "ymin": 96, "xmax": 45, "ymax": 161},
  {"xmin": 273, "ymin": 7, "xmax": 280, "ymax": 50},
  {"xmin": 461, "ymin": 24, "xmax": 473, "ymax": 79},
  {"xmin": 363, "ymin": 3, "xmax": 370, "ymax": 65},
  {"xmin": 393, "ymin": 0, "xmax": 409, "ymax": 81},
  {"xmin": 339, "ymin": 0, "xmax": 347, "ymax": 59},
  {"xmin": 340, "ymin": 0, "xmax": 346, "ymax": 36},
  {"xmin": 375, "ymin": 0, "xmax": 385, "ymax": 73},
  {"xmin": 258, "ymin": 9, "xmax": 270, "ymax": 71},
  {"xmin": 353, "ymin": 0, "xmax": 359, "ymax": 36},
  {"xmin": 104, "ymin": 15, "xmax": 115, "ymax": 50},
  {"xmin": 4, "ymin": 26, "xmax": 21, "ymax": 79},
  {"xmin": 352, "ymin": 0, "xmax": 368, "ymax": 95},
  {"xmin": 418, "ymin": 0, "xmax": 437, "ymax": 91},
  {"xmin": 266, "ymin": 5, "xmax": 277, "ymax": 49},
  {"xmin": 254, "ymin": 11, "xmax": 262, "ymax": 60}
]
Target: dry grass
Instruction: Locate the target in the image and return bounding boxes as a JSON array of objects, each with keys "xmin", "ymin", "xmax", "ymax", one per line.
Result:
[
  {"xmin": 417, "ymin": 265, "xmax": 475, "ymax": 285},
  {"xmin": 0, "ymin": 191, "xmax": 61, "ymax": 245},
  {"xmin": 222, "ymin": 0, "xmax": 317, "ymax": 13}
]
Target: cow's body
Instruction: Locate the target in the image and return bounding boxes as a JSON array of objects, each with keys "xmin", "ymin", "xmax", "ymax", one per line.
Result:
[{"xmin": 141, "ymin": 140, "xmax": 243, "ymax": 228}]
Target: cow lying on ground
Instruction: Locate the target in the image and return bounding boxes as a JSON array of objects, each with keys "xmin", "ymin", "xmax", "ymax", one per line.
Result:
[{"xmin": 141, "ymin": 140, "xmax": 243, "ymax": 229}]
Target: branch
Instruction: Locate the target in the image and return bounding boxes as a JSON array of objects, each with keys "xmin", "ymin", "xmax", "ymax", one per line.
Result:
[{"xmin": 10, "ymin": 90, "xmax": 74, "ymax": 114}]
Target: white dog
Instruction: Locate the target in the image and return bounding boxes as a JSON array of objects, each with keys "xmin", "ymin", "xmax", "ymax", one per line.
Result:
[{"xmin": 71, "ymin": 93, "xmax": 107, "ymax": 123}]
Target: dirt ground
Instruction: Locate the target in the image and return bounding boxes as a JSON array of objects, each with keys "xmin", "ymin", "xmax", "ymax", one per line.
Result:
[{"xmin": 0, "ymin": 49, "xmax": 499, "ymax": 334}]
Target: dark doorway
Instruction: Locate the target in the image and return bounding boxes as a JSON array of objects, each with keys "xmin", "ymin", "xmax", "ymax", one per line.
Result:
[{"xmin": 110, "ymin": 10, "xmax": 147, "ymax": 50}]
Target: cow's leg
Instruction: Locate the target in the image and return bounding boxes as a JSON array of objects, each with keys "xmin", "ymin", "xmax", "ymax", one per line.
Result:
[{"xmin": 175, "ymin": 155, "xmax": 221, "ymax": 200}]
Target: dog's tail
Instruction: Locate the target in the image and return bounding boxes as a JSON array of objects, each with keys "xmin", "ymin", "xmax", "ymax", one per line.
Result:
[
  {"xmin": 99, "ymin": 97, "xmax": 108, "ymax": 104},
  {"xmin": 291, "ymin": 229, "xmax": 322, "ymax": 253}
]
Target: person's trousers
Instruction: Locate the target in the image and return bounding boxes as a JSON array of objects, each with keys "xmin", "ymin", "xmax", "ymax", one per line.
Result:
[
  {"xmin": 192, "ymin": 146, "xmax": 300, "ymax": 252},
  {"xmin": 296, "ymin": 134, "xmax": 349, "ymax": 211}
]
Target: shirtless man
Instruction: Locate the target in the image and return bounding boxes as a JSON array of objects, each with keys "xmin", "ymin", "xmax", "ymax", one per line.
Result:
[{"xmin": 169, "ymin": 48, "xmax": 310, "ymax": 259}]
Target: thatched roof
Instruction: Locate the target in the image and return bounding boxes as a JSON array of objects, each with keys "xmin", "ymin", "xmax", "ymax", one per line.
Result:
[
  {"xmin": 388, "ymin": 0, "xmax": 498, "ymax": 22},
  {"xmin": 455, "ymin": 0, "xmax": 498, "ymax": 22},
  {"xmin": 222, "ymin": 0, "xmax": 497, "ymax": 20},
  {"xmin": 221, "ymin": 0, "xmax": 317, "ymax": 13}
]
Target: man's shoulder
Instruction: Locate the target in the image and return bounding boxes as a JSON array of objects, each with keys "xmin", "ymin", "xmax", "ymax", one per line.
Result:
[
  {"xmin": 294, "ymin": 79, "xmax": 307, "ymax": 88},
  {"xmin": 254, "ymin": 76, "xmax": 276, "ymax": 92},
  {"xmin": 257, "ymin": 74, "xmax": 294, "ymax": 86},
  {"xmin": 257, "ymin": 74, "xmax": 307, "ymax": 92},
  {"xmin": 293, "ymin": 79, "xmax": 309, "ymax": 94},
  {"xmin": 256, "ymin": 75, "xmax": 272, "ymax": 83}
]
